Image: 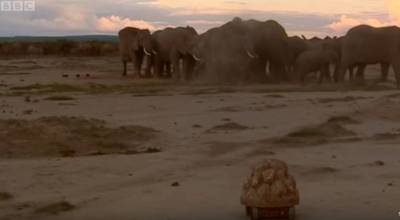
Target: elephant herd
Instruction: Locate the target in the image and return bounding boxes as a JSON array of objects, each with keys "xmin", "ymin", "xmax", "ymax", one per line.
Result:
[{"xmin": 119, "ymin": 17, "xmax": 400, "ymax": 87}]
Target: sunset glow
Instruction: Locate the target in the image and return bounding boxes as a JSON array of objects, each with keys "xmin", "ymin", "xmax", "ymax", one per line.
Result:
[{"xmin": 0, "ymin": 0, "xmax": 399, "ymax": 36}]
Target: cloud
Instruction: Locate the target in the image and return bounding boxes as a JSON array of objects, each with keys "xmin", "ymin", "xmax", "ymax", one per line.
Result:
[
  {"xmin": 327, "ymin": 15, "xmax": 391, "ymax": 34},
  {"xmin": 0, "ymin": 0, "xmax": 394, "ymax": 37},
  {"xmin": 185, "ymin": 20, "xmax": 224, "ymax": 25},
  {"xmin": 387, "ymin": 0, "xmax": 400, "ymax": 24},
  {"xmin": 21, "ymin": 5, "xmax": 95, "ymax": 32},
  {"xmin": 96, "ymin": 16, "xmax": 157, "ymax": 32},
  {"xmin": 327, "ymin": 0, "xmax": 400, "ymax": 35},
  {"xmin": 0, "ymin": 1, "xmax": 162, "ymax": 35}
]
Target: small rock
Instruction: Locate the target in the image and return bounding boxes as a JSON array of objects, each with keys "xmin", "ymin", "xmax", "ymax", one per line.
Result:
[
  {"xmin": 171, "ymin": 182, "xmax": 180, "ymax": 187},
  {"xmin": 387, "ymin": 182, "xmax": 394, "ymax": 187},
  {"xmin": 373, "ymin": 160, "xmax": 385, "ymax": 166},
  {"xmin": 62, "ymin": 74, "xmax": 69, "ymax": 78},
  {"xmin": 76, "ymin": 74, "xmax": 81, "ymax": 78}
]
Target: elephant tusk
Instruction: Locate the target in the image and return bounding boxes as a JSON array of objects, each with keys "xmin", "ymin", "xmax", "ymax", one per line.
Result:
[
  {"xmin": 143, "ymin": 48, "xmax": 151, "ymax": 56},
  {"xmin": 247, "ymin": 51, "xmax": 257, "ymax": 59},
  {"xmin": 192, "ymin": 54, "xmax": 201, "ymax": 61}
]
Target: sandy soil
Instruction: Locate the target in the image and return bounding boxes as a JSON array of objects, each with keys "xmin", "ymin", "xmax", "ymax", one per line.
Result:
[{"xmin": 0, "ymin": 57, "xmax": 400, "ymax": 220}]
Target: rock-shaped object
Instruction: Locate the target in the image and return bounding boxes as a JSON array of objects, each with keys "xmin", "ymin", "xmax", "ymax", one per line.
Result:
[{"xmin": 241, "ymin": 159, "xmax": 299, "ymax": 219}]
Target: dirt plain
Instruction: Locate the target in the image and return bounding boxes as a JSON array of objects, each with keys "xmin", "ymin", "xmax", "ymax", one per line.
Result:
[{"xmin": 0, "ymin": 57, "xmax": 400, "ymax": 220}]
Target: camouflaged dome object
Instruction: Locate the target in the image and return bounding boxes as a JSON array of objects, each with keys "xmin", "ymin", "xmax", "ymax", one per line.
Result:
[{"xmin": 241, "ymin": 159, "xmax": 299, "ymax": 208}]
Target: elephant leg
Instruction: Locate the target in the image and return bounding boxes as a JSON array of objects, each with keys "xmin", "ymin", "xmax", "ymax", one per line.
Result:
[
  {"xmin": 337, "ymin": 60, "xmax": 350, "ymax": 82},
  {"xmin": 172, "ymin": 58, "xmax": 181, "ymax": 81},
  {"xmin": 143, "ymin": 55, "xmax": 153, "ymax": 78},
  {"xmin": 183, "ymin": 55, "xmax": 195, "ymax": 81},
  {"xmin": 247, "ymin": 58, "xmax": 265, "ymax": 82},
  {"xmin": 348, "ymin": 67, "xmax": 354, "ymax": 81},
  {"xmin": 165, "ymin": 62, "xmax": 172, "ymax": 78},
  {"xmin": 392, "ymin": 58, "xmax": 400, "ymax": 89},
  {"xmin": 270, "ymin": 63, "xmax": 287, "ymax": 82},
  {"xmin": 122, "ymin": 60, "xmax": 127, "ymax": 76},
  {"xmin": 333, "ymin": 63, "xmax": 340, "ymax": 82},
  {"xmin": 135, "ymin": 50, "xmax": 144, "ymax": 78},
  {"xmin": 300, "ymin": 71, "xmax": 307, "ymax": 86},
  {"xmin": 380, "ymin": 63, "xmax": 390, "ymax": 82},
  {"xmin": 356, "ymin": 64, "xmax": 366, "ymax": 81},
  {"xmin": 154, "ymin": 57, "xmax": 163, "ymax": 78},
  {"xmin": 319, "ymin": 65, "xmax": 330, "ymax": 84}
]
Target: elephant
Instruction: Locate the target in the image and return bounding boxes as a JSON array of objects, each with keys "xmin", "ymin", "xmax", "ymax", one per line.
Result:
[
  {"xmin": 118, "ymin": 27, "xmax": 153, "ymax": 77},
  {"xmin": 344, "ymin": 62, "xmax": 390, "ymax": 82},
  {"xmin": 288, "ymin": 36, "xmax": 309, "ymax": 76},
  {"xmin": 295, "ymin": 49, "xmax": 338, "ymax": 84},
  {"xmin": 152, "ymin": 26, "xmax": 199, "ymax": 81},
  {"xmin": 337, "ymin": 25, "xmax": 400, "ymax": 87},
  {"xmin": 192, "ymin": 17, "xmax": 289, "ymax": 83},
  {"xmin": 191, "ymin": 18, "xmax": 257, "ymax": 82},
  {"xmin": 244, "ymin": 19, "xmax": 290, "ymax": 82}
]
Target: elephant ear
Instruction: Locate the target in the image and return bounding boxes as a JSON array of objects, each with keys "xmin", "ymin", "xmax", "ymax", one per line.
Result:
[{"xmin": 130, "ymin": 39, "xmax": 139, "ymax": 52}]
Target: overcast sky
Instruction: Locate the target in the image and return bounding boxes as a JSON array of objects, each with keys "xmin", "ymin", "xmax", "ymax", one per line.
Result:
[{"xmin": 0, "ymin": 0, "xmax": 399, "ymax": 37}]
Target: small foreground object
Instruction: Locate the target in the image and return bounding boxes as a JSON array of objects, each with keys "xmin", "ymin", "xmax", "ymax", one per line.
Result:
[
  {"xmin": 62, "ymin": 74, "xmax": 69, "ymax": 78},
  {"xmin": 241, "ymin": 159, "xmax": 299, "ymax": 220},
  {"xmin": 75, "ymin": 74, "xmax": 81, "ymax": 78},
  {"xmin": 171, "ymin": 182, "xmax": 180, "ymax": 187}
]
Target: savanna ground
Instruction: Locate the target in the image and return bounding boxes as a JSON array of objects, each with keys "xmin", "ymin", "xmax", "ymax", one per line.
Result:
[{"xmin": 0, "ymin": 56, "xmax": 400, "ymax": 220}]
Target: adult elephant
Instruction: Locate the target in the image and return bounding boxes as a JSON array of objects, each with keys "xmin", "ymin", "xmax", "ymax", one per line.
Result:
[
  {"xmin": 152, "ymin": 26, "xmax": 199, "ymax": 81},
  {"xmin": 337, "ymin": 25, "xmax": 400, "ymax": 87},
  {"xmin": 118, "ymin": 27, "xmax": 153, "ymax": 77},
  {"xmin": 192, "ymin": 18, "xmax": 289, "ymax": 83},
  {"xmin": 243, "ymin": 19, "xmax": 290, "ymax": 82}
]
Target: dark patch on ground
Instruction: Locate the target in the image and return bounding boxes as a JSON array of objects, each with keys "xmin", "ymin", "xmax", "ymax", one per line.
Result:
[
  {"xmin": 0, "ymin": 192, "xmax": 13, "ymax": 201},
  {"xmin": 207, "ymin": 122, "xmax": 249, "ymax": 133},
  {"xmin": 34, "ymin": 201, "xmax": 75, "ymax": 215},
  {"xmin": 0, "ymin": 116, "xmax": 159, "ymax": 158},
  {"xmin": 265, "ymin": 117, "xmax": 357, "ymax": 147}
]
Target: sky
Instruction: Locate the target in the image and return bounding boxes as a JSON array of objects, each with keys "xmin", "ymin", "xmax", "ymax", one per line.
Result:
[{"xmin": 0, "ymin": 0, "xmax": 399, "ymax": 37}]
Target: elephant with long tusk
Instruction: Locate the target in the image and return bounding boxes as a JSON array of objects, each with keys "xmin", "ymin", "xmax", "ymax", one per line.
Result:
[
  {"xmin": 151, "ymin": 26, "xmax": 199, "ymax": 81},
  {"xmin": 192, "ymin": 18, "xmax": 290, "ymax": 83},
  {"xmin": 118, "ymin": 27, "xmax": 153, "ymax": 77}
]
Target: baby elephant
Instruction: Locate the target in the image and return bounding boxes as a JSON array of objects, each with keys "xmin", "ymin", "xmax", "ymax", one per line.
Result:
[{"xmin": 295, "ymin": 49, "xmax": 338, "ymax": 84}]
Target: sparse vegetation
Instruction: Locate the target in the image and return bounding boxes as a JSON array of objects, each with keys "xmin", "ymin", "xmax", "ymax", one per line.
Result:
[
  {"xmin": 0, "ymin": 116, "xmax": 159, "ymax": 158},
  {"xmin": 373, "ymin": 132, "xmax": 400, "ymax": 140},
  {"xmin": 271, "ymin": 118, "xmax": 357, "ymax": 147},
  {"xmin": 316, "ymin": 96, "xmax": 370, "ymax": 104},
  {"xmin": 0, "ymin": 192, "xmax": 13, "ymax": 201},
  {"xmin": 9, "ymin": 83, "xmax": 83, "ymax": 95},
  {"xmin": 3, "ymin": 83, "xmax": 170, "ymax": 96},
  {"xmin": 34, "ymin": 201, "xmax": 75, "ymax": 215},
  {"xmin": 208, "ymin": 122, "xmax": 249, "ymax": 132},
  {"xmin": 327, "ymin": 116, "xmax": 359, "ymax": 124},
  {"xmin": 44, "ymin": 95, "xmax": 76, "ymax": 101}
]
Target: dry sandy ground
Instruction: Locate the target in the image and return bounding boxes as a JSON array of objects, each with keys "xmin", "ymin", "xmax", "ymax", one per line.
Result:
[{"xmin": 0, "ymin": 57, "xmax": 400, "ymax": 220}]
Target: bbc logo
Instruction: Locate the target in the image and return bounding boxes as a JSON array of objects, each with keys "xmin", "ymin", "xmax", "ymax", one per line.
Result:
[{"xmin": 0, "ymin": 0, "xmax": 35, "ymax": 12}]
